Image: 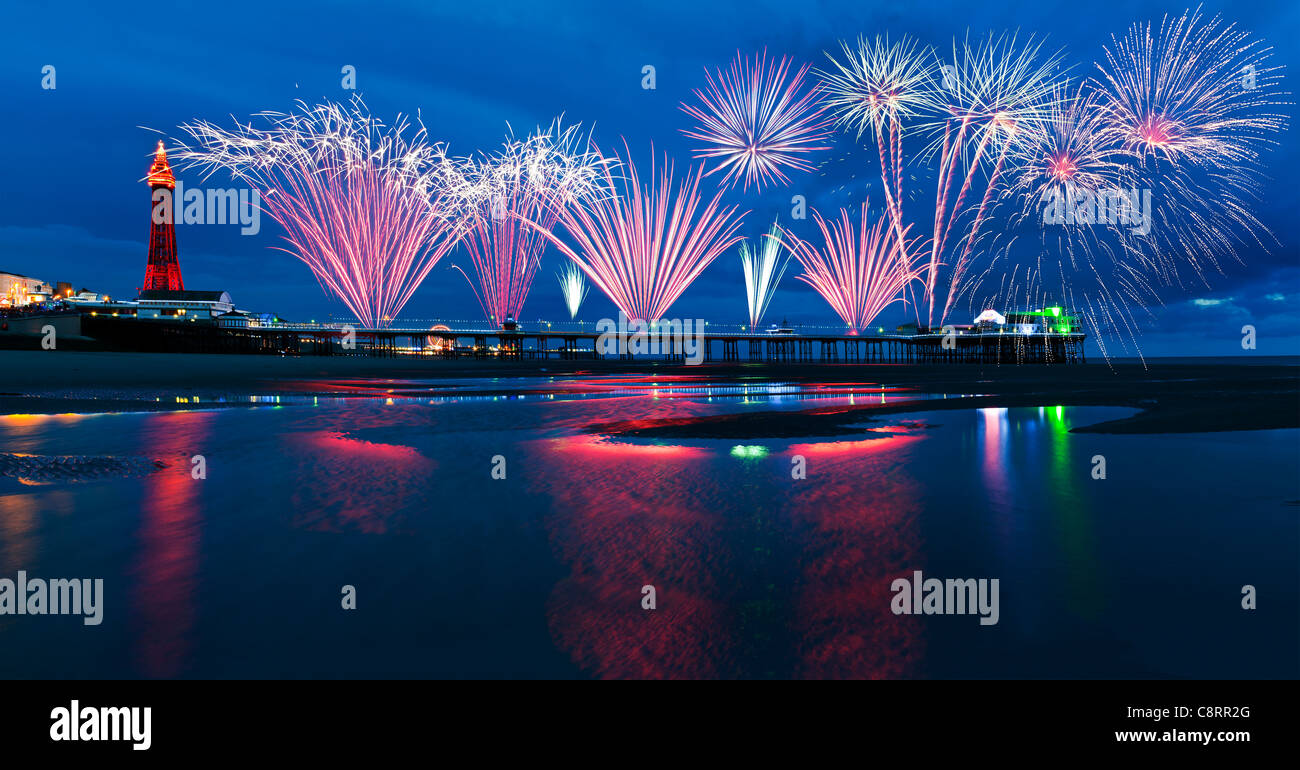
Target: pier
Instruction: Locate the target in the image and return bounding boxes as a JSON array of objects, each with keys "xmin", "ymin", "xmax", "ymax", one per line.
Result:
[{"xmin": 71, "ymin": 315, "xmax": 1087, "ymax": 364}]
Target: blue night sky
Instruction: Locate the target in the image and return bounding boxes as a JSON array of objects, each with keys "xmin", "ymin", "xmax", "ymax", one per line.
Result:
[{"xmin": 1, "ymin": 0, "xmax": 1296, "ymax": 356}]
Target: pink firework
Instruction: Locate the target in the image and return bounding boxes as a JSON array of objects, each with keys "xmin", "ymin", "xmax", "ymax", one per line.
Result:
[
  {"xmin": 532, "ymin": 147, "xmax": 747, "ymax": 323},
  {"xmin": 173, "ymin": 98, "xmax": 466, "ymax": 328},
  {"xmin": 775, "ymin": 203, "xmax": 923, "ymax": 332},
  {"xmin": 680, "ymin": 50, "xmax": 833, "ymax": 191},
  {"xmin": 451, "ymin": 121, "xmax": 606, "ymax": 324}
]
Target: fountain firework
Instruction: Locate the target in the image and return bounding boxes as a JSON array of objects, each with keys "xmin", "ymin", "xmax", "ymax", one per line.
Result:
[
  {"xmin": 534, "ymin": 147, "xmax": 747, "ymax": 323},
  {"xmin": 451, "ymin": 120, "xmax": 607, "ymax": 325},
  {"xmin": 775, "ymin": 202, "xmax": 923, "ymax": 333},
  {"xmin": 680, "ymin": 50, "xmax": 833, "ymax": 191},
  {"xmin": 557, "ymin": 262, "xmax": 590, "ymax": 320},
  {"xmin": 172, "ymin": 97, "xmax": 467, "ymax": 328},
  {"xmin": 739, "ymin": 221, "xmax": 790, "ymax": 331}
]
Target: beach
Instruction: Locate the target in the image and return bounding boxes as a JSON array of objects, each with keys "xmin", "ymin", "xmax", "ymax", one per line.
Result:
[{"xmin": 1, "ymin": 350, "xmax": 1295, "ymax": 435}]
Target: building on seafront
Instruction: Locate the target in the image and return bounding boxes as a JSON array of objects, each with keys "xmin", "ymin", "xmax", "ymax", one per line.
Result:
[
  {"xmin": 0, "ymin": 271, "xmax": 53, "ymax": 307},
  {"xmin": 136, "ymin": 289, "xmax": 234, "ymax": 321}
]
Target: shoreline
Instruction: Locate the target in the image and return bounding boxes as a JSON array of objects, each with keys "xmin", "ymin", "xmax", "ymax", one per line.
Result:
[{"xmin": 1, "ymin": 350, "xmax": 1296, "ymax": 436}]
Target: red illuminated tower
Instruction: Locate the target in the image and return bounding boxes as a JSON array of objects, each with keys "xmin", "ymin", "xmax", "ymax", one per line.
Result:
[{"xmin": 143, "ymin": 141, "xmax": 184, "ymax": 292}]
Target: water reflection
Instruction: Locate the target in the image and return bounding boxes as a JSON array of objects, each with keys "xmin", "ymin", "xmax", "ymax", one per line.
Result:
[
  {"xmin": 286, "ymin": 431, "xmax": 436, "ymax": 534},
  {"xmin": 785, "ymin": 432, "xmax": 926, "ymax": 679},
  {"xmin": 0, "ymin": 382, "xmax": 1292, "ymax": 679},
  {"xmin": 534, "ymin": 424, "xmax": 929, "ymax": 679},
  {"xmin": 537, "ymin": 435, "xmax": 732, "ymax": 679},
  {"xmin": 133, "ymin": 410, "xmax": 211, "ymax": 678},
  {"xmin": 1044, "ymin": 406, "xmax": 1102, "ymax": 620}
]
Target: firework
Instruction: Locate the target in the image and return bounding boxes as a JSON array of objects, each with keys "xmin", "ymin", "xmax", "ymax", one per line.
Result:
[
  {"xmin": 533, "ymin": 147, "xmax": 747, "ymax": 323},
  {"xmin": 1093, "ymin": 7, "xmax": 1288, "ymax": 282},
  {"xmin": 990, "ymin": 82, "xmax": 1158, "ymax": 354},
  {"xmin": 819, "ymin": 35, "xmax": 934, "ymax": 308},
  {"xmin": 1096, "ymin": 8, "xmax": 1285, "ymax": 165},
  {"xmin": 775, "ymin": 203, "xmax": 922, "ymax": 332},
  {"xmin": 557, "ymin": 262, "xmax": 590, "ymax": 319},
  {"xmin": 680, "ymin": 50, "xmax": 833, "ymax": 191},
  {"xmin": 451, "ymin": 120, "xmax": 606, "ymax": 325},
  {"xmin": 172, "ymin": 97, "xmax": 465, "ymax": 328},
  {"xmin": 920, "ymin": 32, "xmax": 1066, "ymax": 327},
  {"xmin": 739, "ymin": 221, "xmax": 790, "ymax": 331},
  {"xmin": 979, "ymin": 9, "xmax": 1290, "ymax": 356}
]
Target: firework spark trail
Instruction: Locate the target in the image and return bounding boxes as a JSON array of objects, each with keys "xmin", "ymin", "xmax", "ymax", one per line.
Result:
[
  {"xmin": 976, "ymin": 8, "xmax": 1288, "ymax": 358},
  {"xmin": 557, "ymin": 262, "xmax": 590, "ymax": 319},
  {"xmin": 739, "ymin": 221, "xmax": 790, "ymax": 331},
  {"xmin": 819, "ymin": 35, "xmax": 934, "ymax": 245},
  {"xmin": 1093, "ymin": 6, "xmax": 1289, "ymax": 284},
  {"xmin": 172, "ymin": 98, "xmax": 466, "ymax": 328},
  {"xmin": 775, "ymin": 202, "xmax": 923, "ymax": 332},
  {"xmin": 530, "ymin": 146, "xmax": 747, "ymax": 323},
  {"xmin": 681, "ymin": 50, "xmax": 833, "ymax": 192},
  {"xmin": 920, "ymin": 32, "xmax": 1066, "ymax": 327},
  {"xmin": 987, "ymin": 82, "xmax": 1158, "ymax": 355},
  {"xmin": 452, "ymin": 120, "xmax": 608, "ymax": 324},
  {"xmin": 449, "ymin": 120, "xmax": 605, "ymax": 325}
]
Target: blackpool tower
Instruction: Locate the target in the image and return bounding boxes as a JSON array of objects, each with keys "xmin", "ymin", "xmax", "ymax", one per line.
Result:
[{"xmin": 142, "ymin": 140, "xmax": 184, "ymax": 292}]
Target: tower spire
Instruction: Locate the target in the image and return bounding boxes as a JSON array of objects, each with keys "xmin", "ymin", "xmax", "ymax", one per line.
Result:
[
  {"xmin": 146, "ymin": 140, "xmax": 176, "ymax": 190},
  {"xmin": 142, "ymin": 141, "xmax": 183, "ymax": 292}
]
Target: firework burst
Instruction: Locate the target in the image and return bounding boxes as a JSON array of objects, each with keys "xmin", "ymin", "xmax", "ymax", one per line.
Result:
[
  {"xmin": 739, "ymin": 221, "xmax": 790, "ymax": 331},
  {"xmin": 533, "ymin": 147, "xmax": 747, "ymax": 323},
  {"xmin": 451, "ymin": 119, "xmax": 607, "ymax": 325},
  {"xmin": 819, "ymin": 35, "xmax": 934, "ymax": 309},
  {"xmin": 990, "ymin": 81, "xmax": 1158, "ymax": 355},
  {"xmin": 819, "ymin": 34, "xmax": 936, "ymax": 138},
  {"xmin": 1093, "ymin": 6, "xmax": 1288, "ymax": 283},
  {"xmin": 921, "ymin": 31, "xmax": 1066, "ymax": 326},
  {"xmin": 172, "ymin": 97, "xmax": 466, "ymax": 328},
  {"xmin": 1095, "ymin": 7, "xmax": 1286, "ymax": 166},
  {"xmin": 775, "ymin": 202, "xmax": 922, "ymax": 332},
  {"xmin": 680, "ymin": 50, "xmax": 833, "ymax": 191}
]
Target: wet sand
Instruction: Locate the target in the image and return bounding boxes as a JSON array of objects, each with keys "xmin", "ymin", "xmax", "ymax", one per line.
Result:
[{"xmin": 0, "ymin": 350, "xmax": 1296, "ymax": 435}]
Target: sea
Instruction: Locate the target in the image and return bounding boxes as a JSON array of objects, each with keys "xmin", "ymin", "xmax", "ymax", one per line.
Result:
[{"xmin": 0, "ymin": 373, "xmax": 1296, "ymax": 678}]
